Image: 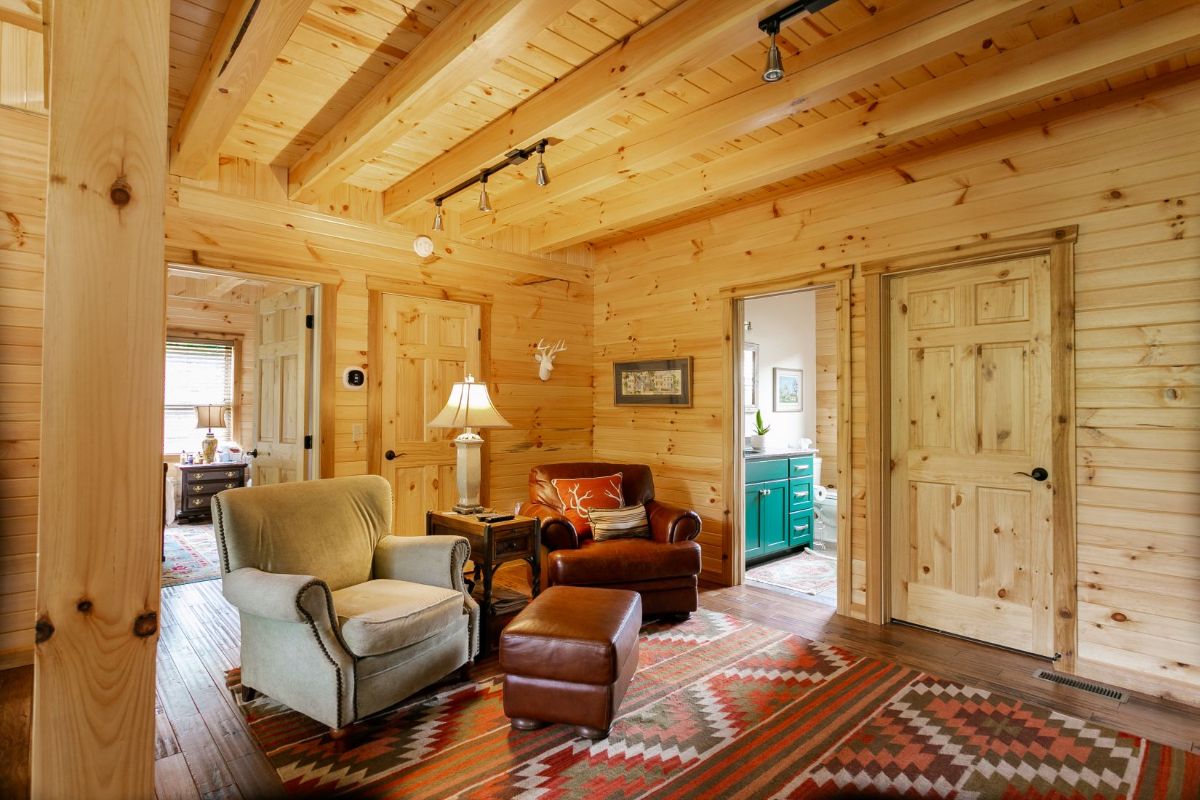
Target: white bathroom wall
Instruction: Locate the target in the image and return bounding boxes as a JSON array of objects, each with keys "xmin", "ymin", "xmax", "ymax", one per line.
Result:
[{"xmin": 745, "ymin": 291, "xmax": 816, "ymax": 450}]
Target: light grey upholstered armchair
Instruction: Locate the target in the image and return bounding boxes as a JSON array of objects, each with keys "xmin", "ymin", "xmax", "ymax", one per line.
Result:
[{"xmin": 213, "ymin": 475, "xmax": 479, "ymax": 731}]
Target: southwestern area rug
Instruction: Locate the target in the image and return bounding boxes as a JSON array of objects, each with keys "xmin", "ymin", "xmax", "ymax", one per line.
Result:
[
  {"xmin": 227, "ymin": 611, "xmax": 1198, "ymax": 799},
  {"xmin": 161, "ymin": 522, "xmax": 221, "ymax": 587}
]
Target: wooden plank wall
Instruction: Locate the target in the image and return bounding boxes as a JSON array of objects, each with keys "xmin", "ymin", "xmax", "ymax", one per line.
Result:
[
  {"xmin": 592, "ymin": 75, "xmax": 1200, "ymax": 704},
  {"xmin": 0, "ymin": 105, "xmax": 43, "ymax": 662},
  {"xmin": 814, "ymin": 285, "xmax": 837, "ymax": 490},
  {"xmin": 0, "ymin": 20, "xmax": 42, "ymax": 113}
]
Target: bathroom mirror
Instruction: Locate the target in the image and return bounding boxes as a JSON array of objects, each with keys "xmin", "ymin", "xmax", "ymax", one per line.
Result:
[{"xmin": 743, "ymin": 342, "xmax": 759, "ymax": 412}]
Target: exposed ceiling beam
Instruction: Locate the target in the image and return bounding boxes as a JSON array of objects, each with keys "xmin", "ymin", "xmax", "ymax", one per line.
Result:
[
  {"xmin": 0, "ymin": 0, "xmax": 41, "ymax": 32},
  {"xmin": 170, "ymin": 0, "xmax": 312, "ymax": 178},
  {"xmin": 381, "ymin": 0, "xmax": 781, "ymax": 221},
  {"xmin": 207, "ymin": 275, "xmax": 249, "ymax": 297},
  {"xmin": 287, "ymin": 0, "xmax": 566, "ymax": 204},
  {"xmin": 530, "ymin": 0, "xmax": 1200, "ymax": 251},
  {"xmin": 459, "ymin": 0, "xmax": 1072, "ymax": 237}
]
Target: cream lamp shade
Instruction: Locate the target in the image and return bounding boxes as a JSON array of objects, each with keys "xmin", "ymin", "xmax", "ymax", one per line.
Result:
[
  {"xmin": 427, "ymin": 376, "xmax": 509, "ymax": 513},
  {"xmin": 194, "ymin": 404, "xmax": 227, "ymax": 464},
  {"xmin": 195, "ymin": 404, "xmax": 228, "ymax": 430}
]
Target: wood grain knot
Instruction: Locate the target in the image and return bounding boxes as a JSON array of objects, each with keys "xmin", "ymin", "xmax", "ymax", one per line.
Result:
[
  {"xmin": 76, "ymin": 599, "xmax": 93, "ymax": 613},
  {"xmin": 1110, "ymin": 612, "xmax": 1128, "ymax": 622},
  {"xmin": 133, "ymin": 611, "xmax": 158, "ymax": 638},
  {"xmin": 109, "ymin": 177, "xmax": 132, "ymax": 207},
  {"xmin": 35, "ymin": 616, "xmax": 54, "ymax": 643}
]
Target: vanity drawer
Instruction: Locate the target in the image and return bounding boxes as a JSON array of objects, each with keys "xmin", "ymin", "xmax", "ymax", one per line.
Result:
[
  {"xmin": 789, "ymin": 477, "xmax": 814, "ymax": 512},
  {"xmin": 788, "ymin": 456, "xmax": 814, "ymax": 478},
  {"xmin": 745, "ymin": 458, "xmax": 787, "ymax": 483},
  {"xmin": 789, "ymin": 509, "xmax": 814, "ymax": 548}
]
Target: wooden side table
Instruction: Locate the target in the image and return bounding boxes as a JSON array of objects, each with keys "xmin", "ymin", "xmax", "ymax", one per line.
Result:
[
  {"xmin": 176, "ymin": 462, "xmax": 248, "ymax": 523},
  {"xmin": 426, "ymin": 511, "xmax": 540, "ymax": 656}
]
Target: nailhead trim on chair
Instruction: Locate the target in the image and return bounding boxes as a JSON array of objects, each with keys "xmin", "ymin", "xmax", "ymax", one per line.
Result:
[
  {"xmin": 213, "ymin": 497, "xmax": 232, "ymax": 575},
  {"xmin": 294, "ymin": 578, "xmax": 353, "ymax": 727}
]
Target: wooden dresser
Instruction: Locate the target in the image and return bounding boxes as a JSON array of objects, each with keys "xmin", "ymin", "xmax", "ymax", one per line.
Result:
[{"xmin": 176, "ymin": 462, "xmax": 248, "ymax": 523}]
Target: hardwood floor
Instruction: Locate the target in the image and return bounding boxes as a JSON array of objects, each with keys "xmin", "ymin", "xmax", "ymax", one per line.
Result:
[{"xmin": 2, "ymin": 578, "xmax": 1197, "ymax": 798}]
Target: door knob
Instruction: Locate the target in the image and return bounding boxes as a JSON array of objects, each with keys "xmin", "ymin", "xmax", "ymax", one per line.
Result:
[
  {"xmin": 385, "ymin": 450, "xmax": 398, "ymax": 461},
  {"xmin": 246, "ymin": 449, "xmax": 258, "ymax": 458},
  {"xmin": 1014, "ymin": 467, "xmax": 1049, "ymax": 481}
]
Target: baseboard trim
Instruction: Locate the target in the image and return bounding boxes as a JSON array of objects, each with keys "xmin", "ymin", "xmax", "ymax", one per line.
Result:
[{"xmin": 0, "ymin": 646, "xmax": 34, "ymax": 671}]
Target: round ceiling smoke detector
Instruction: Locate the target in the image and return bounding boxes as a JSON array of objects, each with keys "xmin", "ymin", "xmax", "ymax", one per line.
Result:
[{"xmin": 413, "ymin": 235, "xmax": 435, "ymax": 258}]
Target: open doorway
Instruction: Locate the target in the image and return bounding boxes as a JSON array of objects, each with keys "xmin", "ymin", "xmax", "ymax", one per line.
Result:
[
  {"xmin": 161, "ymin": 265, "xmax": 321, "ymax": 587},
  {"xmin": 727, "ymin": 272, "xmax": 851, "ymax": 614}
]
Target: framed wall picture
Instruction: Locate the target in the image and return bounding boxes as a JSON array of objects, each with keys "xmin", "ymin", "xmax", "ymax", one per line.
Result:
[
  {"xmin": 773, "ymin": 367, "xmax": 803, "ymax": 412},
  {"xmin": 613, "ymin": 358, "xmax": 692, "ymax": 406}
]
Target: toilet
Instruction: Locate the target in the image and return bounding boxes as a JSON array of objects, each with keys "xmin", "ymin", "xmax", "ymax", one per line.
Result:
[{"xmin": 811, "ymin": 456, "xmax": 837, "ymax": 550}]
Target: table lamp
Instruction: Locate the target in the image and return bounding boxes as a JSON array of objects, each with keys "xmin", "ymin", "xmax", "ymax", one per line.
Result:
[
  {"xmin": 427, "ymin": 375, "xmax": 511, "ymax": 513},
  {"xmin": 195, "ymin": 404, "xmax": 227, "ymax": 464}
]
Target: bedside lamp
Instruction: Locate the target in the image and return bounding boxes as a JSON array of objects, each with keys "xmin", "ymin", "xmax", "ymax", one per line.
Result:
[
  {"xmin": 428, "ymin": 375, "xmax": 511, "ymax": 514},
  {"xmin": 195, "ymin": 404, "xmax": 227, "ymax": 464}
]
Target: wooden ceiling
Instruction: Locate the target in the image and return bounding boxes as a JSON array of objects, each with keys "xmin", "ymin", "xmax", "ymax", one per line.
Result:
[{"xmin": 149, "ymin": 0, "xmax": 1200, "ymax": 251}]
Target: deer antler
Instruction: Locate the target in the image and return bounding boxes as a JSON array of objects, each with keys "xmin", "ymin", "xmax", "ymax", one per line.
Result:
[{"xmin": 548, "ymin": 339, "xmax": 566, "ymax": 356}]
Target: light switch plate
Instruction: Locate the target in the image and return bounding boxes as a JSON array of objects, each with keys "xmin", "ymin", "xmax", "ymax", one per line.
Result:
[{"xmin": 352, "ymin": 423, "xmax": 364, "ymax": 442}]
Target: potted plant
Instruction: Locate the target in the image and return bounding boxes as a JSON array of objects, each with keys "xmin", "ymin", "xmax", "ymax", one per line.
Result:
[{"xmin": 749, "ymin": 410, "xmax": 770, "ymax": 451}]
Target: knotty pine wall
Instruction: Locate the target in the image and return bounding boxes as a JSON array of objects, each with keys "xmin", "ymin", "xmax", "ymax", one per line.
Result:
[
  {"xmin": 0, "ymin": 105, "xmax": 42, "ymax": 659},
  {"xmin": 592, "ymin": 75, "xmax": 1200, "ymax": 704},
  {"xmin": 0, "ymin": 115, "xmax": 593, "ymax": 661},
  {"xmin": 814, "ymin": 286, "xmax": 838, "ymax": 490}
]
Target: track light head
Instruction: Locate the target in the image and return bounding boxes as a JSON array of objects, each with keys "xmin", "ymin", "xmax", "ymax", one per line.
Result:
[
  {"xmin": 433, "ymin": 200, "xmax": 443, "ymax": 231},
  {"xmin": 477, "ymin": 174, "xmax": 492, "ymax": 212},
  {"xmin": 536, "ymin": 155, "xmax": 549, "ymax": 187},
  {"xmin": 763, "ymin": 32, "xmax": 783, "ymax": 83}
]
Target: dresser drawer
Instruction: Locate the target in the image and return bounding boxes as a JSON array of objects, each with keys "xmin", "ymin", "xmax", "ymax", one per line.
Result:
[
  {"xmin": 788, "ymin": 456, "xmax": 814, "ymax": 478},
  {"xmin": 789, "ymin": 477, "xmax": 814, "ymax": 512},
  {"xmin": 745, "ymin": 458, "xmax": 787, "ymax": 483},
  {"xmin": 789, "ymin": 509, "xmax": 814, "ymax": 548},
  {"xmin": 190, "ymin": 479, "xmax": 242, "ymax": 496}
]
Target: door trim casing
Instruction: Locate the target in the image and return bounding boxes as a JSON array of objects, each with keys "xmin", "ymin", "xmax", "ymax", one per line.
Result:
[{"xmin": 863, "ymin": 226, "xmax": 1078, "ymax": 672}]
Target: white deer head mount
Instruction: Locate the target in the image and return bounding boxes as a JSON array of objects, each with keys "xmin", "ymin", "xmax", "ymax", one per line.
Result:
[{"xmin": 534, "ymin": 338, "xmax": 566, "ymax": 381}]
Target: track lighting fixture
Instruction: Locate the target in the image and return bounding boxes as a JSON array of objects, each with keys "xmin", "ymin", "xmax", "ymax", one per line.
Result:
[
  {"xmin": 477, "ymin": 174, "xmax": 492, "ymax": 212},
  {"xmin": 428, "ymin": 138, "xmax": 555, "ymax": 228},
  {"xmin": 757, "ymin": 0, "xmax": 838, "ymax": 84},
  {"xmin": 763, "ymin": 26, "xmax": 783, "ymax": 82},
  {"xmin": 535, "ymin": 141, "xmax": 550, "ymax": 187}
]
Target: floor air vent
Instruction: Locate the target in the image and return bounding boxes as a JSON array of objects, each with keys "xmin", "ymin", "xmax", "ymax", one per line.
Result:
[{"xmin": 1033, "ymin": 669, "xmax": 1128, "ymax": 701}]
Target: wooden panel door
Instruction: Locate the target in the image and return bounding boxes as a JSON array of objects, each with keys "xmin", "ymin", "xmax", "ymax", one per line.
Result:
[
  {"xmin": 379, "ymin": 294, "xmax": 481, "ymax": 534},
  {"xmin": 251, "ymin": 286, "xmax": 310, "ymax": 485},
  {"xmin": 889, "ymin": 254, "xmax": 1055, "ymax": 656}
]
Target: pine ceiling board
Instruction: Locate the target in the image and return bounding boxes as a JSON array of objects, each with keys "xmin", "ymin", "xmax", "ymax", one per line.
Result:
[
  {"xmin": 171, "ymin": 12, "xmax": 220, "ymax": 43},
  {"xmin": 308, "ymin": 0, "xmax": 432, "ymax": 44},
  {"xmin": 506, "ymin": 42, "xmax": 578, "ymax": 82},
  {"xmin": 171, "ymin": 1, "xmax": 225, "ymax": 29},
  {"xmin": 552, "ymin": 11, "xmax": 619, "ymax": 53},
  {"xmin": 563, "ymin": 0, "xmax": 641, "ymax": 39},
  {"xmin": 298, "ymin": 13, "xmax": 412, "ymax": 63},
  {"xmin": 1073, "ymin": 0, "xmax": 1126, "ymax": 24},
  {"xmin": 284, "ymin": 28, "xmax": 400, "ymax": 77},
  {"xmin": 599, "ymin": 0, "xmax": 676, "ymax": 26},
  {"xmin": 529, "ymin": 26, "xmax": 596, "ymax": 66}
]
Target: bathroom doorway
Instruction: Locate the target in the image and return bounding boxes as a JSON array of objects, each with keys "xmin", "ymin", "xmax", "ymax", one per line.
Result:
[{"xmin": 726, "ymin": 272, "xmax": 851, "ymax": 614}]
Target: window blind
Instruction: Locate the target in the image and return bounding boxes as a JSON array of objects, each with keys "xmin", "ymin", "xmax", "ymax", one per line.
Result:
[{"xmin": 164, "ymin": 338, "xmax": 235, "ymax": 454}]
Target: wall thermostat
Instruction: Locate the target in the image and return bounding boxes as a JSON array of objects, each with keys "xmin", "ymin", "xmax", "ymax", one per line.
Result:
[{"xmin": 343, "ymin": 367, "xmax": 366, "ymax": 389}]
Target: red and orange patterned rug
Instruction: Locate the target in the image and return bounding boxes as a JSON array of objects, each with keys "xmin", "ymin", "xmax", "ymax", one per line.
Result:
[{"xmin": 227, "ymin": 611, "xmax": 1198, "ymax": 798}]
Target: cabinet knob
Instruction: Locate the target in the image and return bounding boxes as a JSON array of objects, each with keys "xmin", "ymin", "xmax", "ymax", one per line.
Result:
[{"xmin": 759, "ymin": 488, "xmax": 771, "ymax": 496}]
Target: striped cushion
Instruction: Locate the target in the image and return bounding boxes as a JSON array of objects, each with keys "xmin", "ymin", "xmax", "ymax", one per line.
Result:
[{"xmin": 588, "ymin": 505, "xmax": 650, "ymax": 541}]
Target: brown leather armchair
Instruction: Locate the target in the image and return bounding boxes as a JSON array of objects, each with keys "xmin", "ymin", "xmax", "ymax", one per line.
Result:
[{"xmin": 518, "ymin": 463, "xmax": 703, "ymax": 616}]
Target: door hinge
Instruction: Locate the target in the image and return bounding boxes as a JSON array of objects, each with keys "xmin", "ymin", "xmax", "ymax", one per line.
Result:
[
  {"xmin": 477, "ymin": 327, "xmax": 482, "ymax": 341},
  {"xmin": 305, "ymin": 314, "xmax": 314, "ymax": 329},
  {"xmin": 304, "ymin": 435, "xmax": 313, "ymax": 449}
]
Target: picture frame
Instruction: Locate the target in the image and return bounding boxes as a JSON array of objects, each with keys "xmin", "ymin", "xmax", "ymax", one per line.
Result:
[
  {"xmin": 773, "ymin": 367, "xmax": 803, "ymax": 412},
  {"xmin": 613, "ymin": 357, "xmax": 692, "ymax": 406},
  {"xmin": 743, "ymin": 342, "xmax": 759, "ymax": 412}
]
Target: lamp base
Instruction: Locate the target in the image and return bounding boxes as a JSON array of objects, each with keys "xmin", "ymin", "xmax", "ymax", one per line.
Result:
[
  {"xmin": 200, "ymin": 431, "xmax": 218, "ymax": 464},
  {"xmin": 452, "ymin": 431, "xmax": 485, "ymax": 513}
]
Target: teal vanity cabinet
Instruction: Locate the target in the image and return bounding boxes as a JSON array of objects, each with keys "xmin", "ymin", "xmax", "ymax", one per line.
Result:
[{"xmin": 745, "ymin": 452, "xmax": 815, "ymax": 564}]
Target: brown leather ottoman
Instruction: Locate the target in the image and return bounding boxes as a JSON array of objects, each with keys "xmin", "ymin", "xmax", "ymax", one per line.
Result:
[{"xmin": 500, "ymin": 585, "xmax": 641, "ymax": 739}]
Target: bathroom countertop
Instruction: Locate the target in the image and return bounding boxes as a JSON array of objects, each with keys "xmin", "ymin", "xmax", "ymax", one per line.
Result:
[{"xmin": 743, "ymin": 448, "xmax": 818, "ymax": 461}]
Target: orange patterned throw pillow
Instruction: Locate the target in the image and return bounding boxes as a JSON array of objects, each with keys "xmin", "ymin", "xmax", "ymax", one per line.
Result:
[{"xmin": 551, "ymin": 473, "xmax": 624, "ymax": 536}]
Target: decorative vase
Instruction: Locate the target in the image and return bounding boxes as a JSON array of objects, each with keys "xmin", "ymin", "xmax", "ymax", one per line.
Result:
[{"xmin": 200, "ymin": 432, "xmax": 218, "ymax": 464}]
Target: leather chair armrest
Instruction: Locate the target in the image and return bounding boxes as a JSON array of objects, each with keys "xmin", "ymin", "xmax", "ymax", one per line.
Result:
[
  {"xmin": 518, "ymin": 501, "xmax": 579, "ymax": 551},
  {"xmin": 222, "ymin": 567, "xmax": 331, "ymax": 624},
  {"xmin": 374, "ymin": 534, "xmax": 470, "ymax": 593},
  {"xmin": 645, "ymin": 499, "xmax": 702, "ymax": 543}
]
